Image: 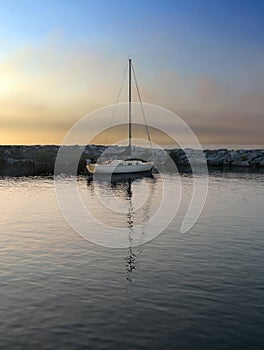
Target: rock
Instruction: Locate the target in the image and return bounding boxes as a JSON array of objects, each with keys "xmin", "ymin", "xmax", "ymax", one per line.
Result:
[
  {"xmin": 231, "ymin": 160, "xmax": 250, "ymax": 167},
  {"xmin": 247, "ymin": 153, "xmax": 259, "ymax": 162},
  {"xmin": 218, "ymin": 150, "xmax": 228, "ymax": 156},
  {"xmin": 230, "ymin": 151, "xmax": 240, "ymax": 160}
]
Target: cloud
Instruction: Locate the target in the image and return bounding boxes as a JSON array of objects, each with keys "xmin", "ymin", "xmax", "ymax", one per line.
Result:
[{"xmin": 0, "ymin": 38, "xmax": 263, "ymax": 145}]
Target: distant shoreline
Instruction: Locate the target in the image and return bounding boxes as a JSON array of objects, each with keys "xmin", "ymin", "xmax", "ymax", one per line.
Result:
[{"xmin": 0, "ymin": 145, "xmax": 263, "ymax": 176}]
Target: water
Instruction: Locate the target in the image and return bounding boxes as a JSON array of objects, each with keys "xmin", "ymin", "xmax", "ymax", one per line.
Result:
[{"xmin": 1, "ymin": 172, "xmax": 264, "ymax": 349}]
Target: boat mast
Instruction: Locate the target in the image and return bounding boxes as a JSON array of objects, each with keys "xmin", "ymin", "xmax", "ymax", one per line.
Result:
[{"xmin": 128, "ymin": 58, "xmax": 132, "ymax": 155}]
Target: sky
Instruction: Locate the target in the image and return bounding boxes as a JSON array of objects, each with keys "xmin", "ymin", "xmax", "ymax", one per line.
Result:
[{"xmin": 0, "ymin": 0, "xmax": 263, "ymax": 145}]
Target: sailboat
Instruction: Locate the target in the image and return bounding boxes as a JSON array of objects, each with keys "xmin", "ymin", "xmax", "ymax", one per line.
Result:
[{"xmin": 86, "ymin": 58, "xmax": 153, "ymax": 174}]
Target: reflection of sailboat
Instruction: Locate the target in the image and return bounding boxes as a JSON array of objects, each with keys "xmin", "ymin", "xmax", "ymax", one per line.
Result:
[
  {"xmin": 86, "ymin": 58, "xmax": 153, "ymax": 175},
  {"xmin": 121, "ymin": 178, "xmax": 141, "ymax": 284},
  {"xmin": 86, "ymin": 173, "xmax": 155, "ymax": 284},
  {"xmin": 110, "ymin": 176, "xmax": 154, "ymax": 284},
  {"xmin": 109, "ymin": 171, "xmax": 153, "ymax": 185}
]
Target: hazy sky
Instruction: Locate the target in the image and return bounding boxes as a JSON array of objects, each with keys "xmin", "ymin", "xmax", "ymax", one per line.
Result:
[{"xmin": 0, "ymin": 0, "xmax": 263, "ymax": 145}]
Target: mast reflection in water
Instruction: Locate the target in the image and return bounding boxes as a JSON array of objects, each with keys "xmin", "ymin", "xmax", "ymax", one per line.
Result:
[{"xmin": 87, "ymin": 172, "xmax": 155, "ymax": 283}]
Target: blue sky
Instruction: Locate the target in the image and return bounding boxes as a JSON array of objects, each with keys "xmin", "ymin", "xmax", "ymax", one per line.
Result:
[
  {"xmin": 0, "ymin": 0, "xmax": 263, "ymax": 144},
  {"xmin": 2, "ymin": 1, "xmax": 263, "ymax": 50}
]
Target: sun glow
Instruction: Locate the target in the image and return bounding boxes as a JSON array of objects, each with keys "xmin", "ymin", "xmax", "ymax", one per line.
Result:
[{"xmin": 0, "ymin": 76, "xmax": 14, "ymax": 97}]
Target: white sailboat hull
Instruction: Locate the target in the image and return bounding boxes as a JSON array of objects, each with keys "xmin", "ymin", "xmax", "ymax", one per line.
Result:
[{"xmin": 86, "ymin": 161, "xmax": 152, "ymax": 174}]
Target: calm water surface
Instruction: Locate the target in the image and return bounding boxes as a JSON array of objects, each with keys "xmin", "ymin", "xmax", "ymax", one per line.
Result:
[{"xmin": 0, "ymin": 172, "xmax": 264, "ymax": 349}]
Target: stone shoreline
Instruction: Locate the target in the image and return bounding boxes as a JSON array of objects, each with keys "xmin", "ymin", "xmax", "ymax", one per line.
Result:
[{"xmin": 0, "ymin": 145, "xmax": 263, "ymax": 176}]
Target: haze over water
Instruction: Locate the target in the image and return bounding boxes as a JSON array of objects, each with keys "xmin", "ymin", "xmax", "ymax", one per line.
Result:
[{"xmin": 1, "ymin": 171, "xmax": 264, "ymax": 349}]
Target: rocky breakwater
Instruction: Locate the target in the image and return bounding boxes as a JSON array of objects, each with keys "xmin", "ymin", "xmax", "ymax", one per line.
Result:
[
  {"xmin": 0, "ymin": 145, "xmax": 264, "ymax": 176},
  {"xmin": 0, "ymin": 145, "xmax": 106, "ymax": 176},
  {"xmin": 168, "ymin": 148, "xmax": 264, "ymax": 169},
  {"xmin": 205, "ymin": 149, "xmax": 264, "ymax": 168}
]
